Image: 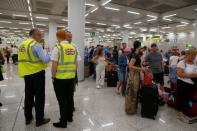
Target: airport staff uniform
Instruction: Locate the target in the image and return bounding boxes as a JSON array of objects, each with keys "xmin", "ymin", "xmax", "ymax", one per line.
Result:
[
  {"xmin": 18, "ymin": 38, "xmax": 50, "ymax": 122},
  {"xmin": 51, "ymin": 41, "xmax": 77, "ymax": 123}
]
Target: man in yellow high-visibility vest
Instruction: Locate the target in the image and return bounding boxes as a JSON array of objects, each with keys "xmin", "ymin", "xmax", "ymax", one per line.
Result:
[
  {"xmin": 18, "ymin": 29, "xmax": 50, "ymax": 127},
  {"xmin": 51, "ymin": 30, "xmax": 77, "ymax": 128}
]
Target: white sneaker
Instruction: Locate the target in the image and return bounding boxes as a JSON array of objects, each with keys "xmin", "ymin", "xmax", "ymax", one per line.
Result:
[{"xmin": 96, "ymin": 85, "xmax": 101, "ymax": 89}]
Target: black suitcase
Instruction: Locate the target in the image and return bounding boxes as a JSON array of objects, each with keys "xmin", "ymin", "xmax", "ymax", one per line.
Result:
[
  {"xmin": 107, "ymin": 71, "xmax": 118, "ymax": 87},
  {"xmin": 141, "ymin": 84, "xmax": 159, "ymax": 119}
]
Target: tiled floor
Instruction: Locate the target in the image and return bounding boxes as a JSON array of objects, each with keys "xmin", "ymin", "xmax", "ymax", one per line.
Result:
[{"xmin": 0, "ymin": 64, "xmax": 197, "ymax": 131}]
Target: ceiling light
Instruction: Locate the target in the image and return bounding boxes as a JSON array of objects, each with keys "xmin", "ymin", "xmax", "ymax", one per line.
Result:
[
  {"xmin": 85, "ymin": 21, "xmax": 91, "ymax": 24},
  {"xmin": 0, "ymin": 27, "xmax": 4, "ymax": 28},
  {"xmin": 130, "ymin": 32, "xmax": 136, "ymax": 35},
  {"xmin": 96, "ymin": 23, "xmax": 106, "ymax": 25},
  {"xmin": 146, "ymin": 15, "xmax": 157, "ymax": 18},
  {"xmin": 124, "ymin": 24, "xmax": 130, "ymax": 27},
  {"xmin": 36, "ymin": 23, "xmax": 46, "ymax": 26},
  {"xmin": 128, "ymin": 11, "xmax": 140, "ymax": 15},
  {"xmin": 91, "ymin": 7, "xmax": 98, "ymax": 13},
  {"xmin": 162, "ymin": 26, "xmax": 171, "ymax": 29},
  {"xmin": 29, "ymin": 12, "xmax": 32, "ymax": 17},
  {"xmin": 102, "ymin": 0, "xmax": 112, "ymax": 6},
  {"xmin": 1, "ymin": 30, "xmax": 9, "ymax": 32},
  {"xmin": 30, "ymin": 17, "xmax": 33, "ymax": 21},
  {"xmin": 19, "ymin": 22, "xmax": 30, "ymax": 25},
  {"xmin": 28, "ymin": 5, "xmax": 31, "ymax": 12},
  {"xmin": 124, "ymin": 26, "xmax": 132, "ymax": 29},
  {"xmin": 23, "ymin": 28, "xmax": 30, "ymax": 30},
  {"xmin": 105, "ymin": 7, "xmax": 120, "ymax": 11},
  {"xmin": 163, "ymin": 18, "xmax": 172, "ymax": 21},
  {"xmin": 181, "ymin": 22, "xmax": 189, "ymax": 25},
  {"xmin": 140, "ymin": 28, "xmax": 147, "ymax": 31},
  {"xmin": 163, "ymin": 14, "xmax": 176, "ymax": 18},
  {"xmin": 0, "ymin": 13, "xmax": 2, "ymax": 15},
  {"xmin": 57, "ymin": 25, "xmax": 65, "ymax": 28},
  {"xmin": 0, "ymin": 21, "xmax": 12, "ymax": 23},
  {"xmin": 13, "ymin": 14, "xmax": 27, "ymax": 17},
  {"xmin": 147, "ymin": 19, "xmax": 157, "ymax": 22},
  {"xmin": 10, "ymin": 28, "xmax": 18, "ymax": 30},
  {"xmin": 134, "ymin": 22, "xmax": 142, "ymax": 25},
  {"xmin": 62, "ymin": 19, "xmax": 68, "ymax": 22},
  {"xmin": 111, "ymin": 24, "xmax": 119, "ymax": 27},
  {"xmin": 160, "ymin": 31, "xmax": 166, "ymax": 33},
  {"xmin": 176, "ymin": 24, "xmax": 186, "ymax": 27},
  {"xmin": 27, "ymin": 0, "xmax": 30, "ymax": 5},
  {"xmin": 14, "ymin": 31, "xmax": 21, "ymax": 33},
  {"xmin": 85, "ymin": 3, "xmax": 95, "ymax": 6},
  {"xmin": 85, "ymin": 13, "xmax": 89, "ymax": 17},
  {"xmin": 35, "ymin": 16, "xmax": 48, "ymax": 20}
]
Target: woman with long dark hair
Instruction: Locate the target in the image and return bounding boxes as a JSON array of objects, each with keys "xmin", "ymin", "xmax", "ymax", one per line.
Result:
[{"xmin": 125, "ymin": 41, "xmax": 144, "ymax": 114}]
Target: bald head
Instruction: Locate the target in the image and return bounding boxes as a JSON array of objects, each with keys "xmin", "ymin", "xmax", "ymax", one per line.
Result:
[{"xmin": 65, "ymin": 31, "xmax": 72, "ymax": 43}]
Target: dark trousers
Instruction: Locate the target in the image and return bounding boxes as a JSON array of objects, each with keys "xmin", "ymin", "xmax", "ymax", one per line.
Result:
[
  {"xmin": 53, "ymin": 78, "xmax": 74, "ymax": 123},
  {"xmin": 24, "ymin": 70, "xmax": 45, "ymax": 121},
  {"xmin": 176, "ymin": 79, "xmax": 196, "ymax": 112},
  {"xmin": 12, "ymin": 54, "xmax": 18, "ymax": 64}
]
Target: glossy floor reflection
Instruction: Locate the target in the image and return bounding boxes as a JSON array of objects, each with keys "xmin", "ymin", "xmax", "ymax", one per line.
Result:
[{"xmin": 0, "ymin": 64, "xmax": 197, "ymax": 131}]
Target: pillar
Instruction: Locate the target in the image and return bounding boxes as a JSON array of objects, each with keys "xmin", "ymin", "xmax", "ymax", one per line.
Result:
[
  {"xmin": 48, "ymin": 21, "xmax": 57, "ymax": 50},
  {"xmin": 122, "ymin": 32, "xmax": 129, "ymax": 46},
  {"xmin": 68, "ymin": 0, "xmax": 85, "ymax": 81},
  {"xmin": 44, "ymin": 32, "xmax": 49, "ymax": 46}
]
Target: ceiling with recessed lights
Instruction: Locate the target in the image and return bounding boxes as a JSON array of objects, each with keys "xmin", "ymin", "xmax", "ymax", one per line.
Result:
[{"xmin": 0, "ymin": 0, "xmax": 197, "ymax": 38}]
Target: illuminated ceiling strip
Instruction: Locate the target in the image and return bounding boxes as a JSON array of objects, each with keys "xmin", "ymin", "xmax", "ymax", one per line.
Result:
[
  {"xmin": 105, "ymin": 7, "xmax": 120, "ymax": 11},
  {"xmin": 163, "ymin": 14, "xmax": 176, "ymax": 18},
  {"xmin": 91, "ymin": 7, "xmax": 98, "ymax": 13},
  {"xmin": 102, "ymin": 0, "xmax": 112, "ymax": 6},
  {"xmin": 85, "ymin": 3, "xmax": 95, "ymax": 7},
  {"xmin": 128, "ymin": 11, "xmax": 140, "ymax": 15}
]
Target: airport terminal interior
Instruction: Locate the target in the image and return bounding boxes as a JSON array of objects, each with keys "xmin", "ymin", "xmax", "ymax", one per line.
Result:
[{"xmin": 0, "ymin": 0, "xmax": 197, "ymax": 130}]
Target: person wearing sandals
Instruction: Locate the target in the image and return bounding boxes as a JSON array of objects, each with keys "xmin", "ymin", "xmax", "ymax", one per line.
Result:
[
  {"xmin": 176, "ymin": 49, "xmax": 197, "ymax": 122},
  {"xmin": 125, "ymin": 41, "xmax": 145, "ymax": 114}
]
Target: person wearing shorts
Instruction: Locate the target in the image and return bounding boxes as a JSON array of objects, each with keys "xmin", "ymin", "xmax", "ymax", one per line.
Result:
[{"xmin": 116, "ymin": 47, "xmax": 131, "ymax": 96}]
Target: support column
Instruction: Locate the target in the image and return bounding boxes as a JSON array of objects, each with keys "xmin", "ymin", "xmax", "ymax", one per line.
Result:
[
  {"xmin": 122, "ymin": 33, "xmax": 129, "ymax": 44},
  {"xmin": 193, "ymin": 18, "xmax": 197, "ymax": 47},
  {"xmin": 48, "ymin": 21, "xmax": 57, "ymax": 50},
  {"xmin": 68, "ymin": 0, "xmax": 85, "ymax": 81},
  {"xmin": 44, "ymin": 32, "xmax": 49, "ymax": 46},
  {"xmin": 122, "ymin": 32, "xmax": 129, "ymax": 48}
]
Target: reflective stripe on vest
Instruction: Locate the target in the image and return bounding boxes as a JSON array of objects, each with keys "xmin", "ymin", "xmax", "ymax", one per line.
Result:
[
  {"xmin": 18, "ymin": 38, "xmax": 48, "ymax": 77},
  {"xmin": 18, "ymin": 40, "xmax": 42, "ymax": 64},
  {"xmin": 57, "ymin": 44, "xmax": 77, "ymax": 66},
  {"xmin": 55, "ymin": 43, "xmax": 77, "ymax": 79}
]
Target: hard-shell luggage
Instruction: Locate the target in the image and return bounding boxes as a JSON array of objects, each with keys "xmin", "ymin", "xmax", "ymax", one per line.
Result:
[
  {"xmin": 107, "ymin": 71, "xmax": 118, "ymax": 87},
  {"xmin": 141, "ymin": 84, "xmax": 159, "ymax": 120}
]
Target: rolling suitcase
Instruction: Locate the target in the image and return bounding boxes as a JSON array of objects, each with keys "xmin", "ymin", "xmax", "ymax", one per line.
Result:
[
  {"xmin": 141, "ymin": 84, "xmax": 159, "ymax": 120},
  {"xmin": 107, "ymin": 71, "xmax": 118, "ymax": 87}
]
